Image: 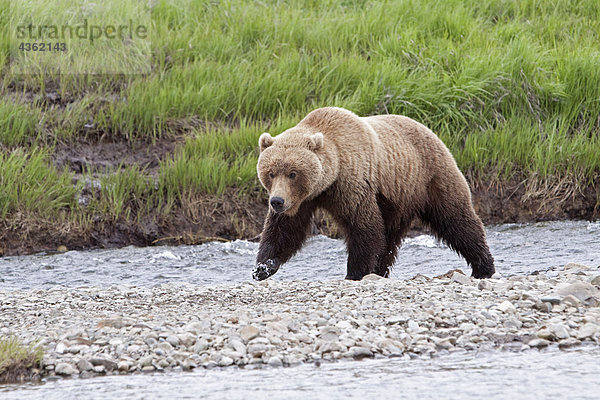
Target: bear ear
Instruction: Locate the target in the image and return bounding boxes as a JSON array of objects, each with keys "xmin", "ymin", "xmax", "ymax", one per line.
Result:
[
  {"xmin": 259, "ymin": 132, "xmax": 275, "ymax": 152},
  {"xmin": 309, "ymin": 132, "xmax": 323, "ymax": 151}
]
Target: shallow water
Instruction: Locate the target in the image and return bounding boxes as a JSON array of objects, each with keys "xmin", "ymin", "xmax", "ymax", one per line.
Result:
[
  {"xmin": 3, "ymin": 347, "xmax": 600, "ymax": 400},
  {"xmin": 1, "ymin": 220, "xmax": 599, "ymax": 398},
  {"xmin": 0, "ymin": 220, "xmax": 598, "ymax": 289}
]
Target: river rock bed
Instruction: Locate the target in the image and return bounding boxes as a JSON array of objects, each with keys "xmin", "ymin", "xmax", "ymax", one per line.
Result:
[{"xmin": 1, "ymin": 263, "xmax": 600, "ymax": 380}]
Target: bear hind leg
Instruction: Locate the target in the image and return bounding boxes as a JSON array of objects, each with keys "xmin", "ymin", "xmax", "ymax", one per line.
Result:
[
  {"xmin": 421, "ymin": 202, "xmax": 495, "ymax": 279},
  {"xmin": 375, "ymin": 195, "xmax": 412, "ymax": 277}
]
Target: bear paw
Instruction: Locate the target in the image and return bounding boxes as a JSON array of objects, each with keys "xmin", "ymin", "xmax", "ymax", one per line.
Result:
[{"xmin": 252, "ymin": 259, "xmax": 279, "ymax": 281}]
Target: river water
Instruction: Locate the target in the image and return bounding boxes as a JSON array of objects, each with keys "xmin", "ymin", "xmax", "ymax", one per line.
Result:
[
  {"xmin": 0, "ymin": 220, "xmax": 598, "ymax": 290},
  {"xmin": 1, "ymin": 220, "xmax": 599, "ymax": 398}
]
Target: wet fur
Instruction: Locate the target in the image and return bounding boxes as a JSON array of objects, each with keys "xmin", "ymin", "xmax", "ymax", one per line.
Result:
[{"xmin": 257, "ymin": 107, "xmax": 495, "ymax": 280}]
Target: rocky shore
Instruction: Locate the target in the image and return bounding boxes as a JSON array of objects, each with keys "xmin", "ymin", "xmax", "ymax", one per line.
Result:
[{"xmin": 1, "ymin": 263, "xmax": 599, "ymax": 380}]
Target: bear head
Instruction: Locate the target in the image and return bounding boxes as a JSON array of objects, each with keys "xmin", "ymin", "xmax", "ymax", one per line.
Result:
[{"xmin": 257, "ymin": 130, "xmax": 325, "ymax": 215}]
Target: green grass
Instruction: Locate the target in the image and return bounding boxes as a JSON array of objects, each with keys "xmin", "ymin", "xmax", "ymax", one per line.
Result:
[
  {"xmin": 0, "ymin": 0, "xmax": 599, "ymax": 236},
  {"xmin": 0, "ymin": 336, "xmax": 44, "ymax": 383}
]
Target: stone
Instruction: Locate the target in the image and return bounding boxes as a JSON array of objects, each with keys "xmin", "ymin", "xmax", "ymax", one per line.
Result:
[
  {"xmin": 141, "ymin": 365, "xmax": 155, "ymax": 373},
  {"xmin": 557, "ymin": 281, "xmax": 599, "ymax": 303},
  {"xmin": 561, "ymin": 295, "xmax": 582, "ymax": 307},
  {"xmin": 118, "ymin": 361, "xmax": 131, "ymax": 372},
  {"xmin": 76, "ymin": 359, "xmax": 94, "ymax": 372},
  {"xmin": 165, "ymin": 335, "xmax": 180, "ymax": 347},
  {"xmin": 140, "ymin": 355, "xmax": 154, "ymax": 367},
  {"xmin": 477, "ymin": 280, "xmax": 492, "ymax": 290},
  {"xmin": 548, "ymin": 324, "xmax": 570, "ymax": 340},
  {"xmin": 240, "ymin": 325, "xmax": 260, "ymax": 343},
  {"xmin": 451, "ymin": 272, "xmax": 472, "ymax": 285},
  {"xmin": 267, "ymin": 357, "xmax": 283, "ymax": 367},
  {"xmin": 157, "ymin": 341, "xmax": 174, "ymax": 353},
  {"xmin": 498, "ymin": 300, "xmax": 517, "ymax": 313},
  {"xmin": 362, "ymin": 274, "xmax": 384, "ymax": 281},
  {"xmin": 318, "ymin": 326, "xmax": 340, "ymax": 342},
  {"xmin": 347, "ymin": 346, "xmax": 373, "ymax": 359},
  {"xmin": 591, "ymin": 275, "xmax": 600, "ymax": 287},
  {"xmin": 193, "ymin": 339, "xmax": 209, "ymax": 353},
  {"xmin": 540, "ymin": 296, "xmax": 561, "ymax": 305},
  {"xmin": 576, "ymin": 323, "xmax": 598, "ymax": 340},
  {"xmin": 55, "ymin": 362, "xmax": 78, "ymax": 376},
  {"xmin": 90, "ymin": 357, "xmax": 118, "ymax": 371},
  {"xmin": 537, "ymin": 329, "xmax": 554, "ymax": 340},
  {"xmin": 528, "ymin": 338, "xmax": 550, "ymax": 348},
  {"xmin": 229, "ymin": 339, "xmax": 247, "ymax": 355},
  {"xmin": 218, "ymin": 356, "xmax": 234, "ymax": 367},
  {"xmin": 564, "ymin": 262, "xmax": 590, "ymax": 270},
  {"xmin": 178, "ymin": 332, "xmax": 196, "ymax": 347}
]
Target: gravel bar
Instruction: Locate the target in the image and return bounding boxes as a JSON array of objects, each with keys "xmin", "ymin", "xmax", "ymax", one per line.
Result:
[{"xmin": 2, "ymin": 263, "xmax": 600, "ymax": 379}]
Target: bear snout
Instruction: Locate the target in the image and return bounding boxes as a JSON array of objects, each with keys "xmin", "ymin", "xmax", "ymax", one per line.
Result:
[{"xmin": 270, "ymin": 196, "xmax": 285, "ymax": 213}]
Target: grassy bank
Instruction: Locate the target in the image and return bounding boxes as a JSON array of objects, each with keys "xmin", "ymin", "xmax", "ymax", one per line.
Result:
[
  {"xmin": 0, "ymin": 0, "xmax": 599, "ymax": 254},
  {"xmin": 0, "ymin": 337, "xmax": 43, "ymax": 383}
]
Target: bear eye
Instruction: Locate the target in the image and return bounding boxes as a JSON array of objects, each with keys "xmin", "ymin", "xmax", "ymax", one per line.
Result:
[
  {"xmin": 289, "ymin": 172, "xmax": 296, "ymax": 179},
  {"xmin": 268, "ymin": 172, "xmax": 275, "ymax": 179}
]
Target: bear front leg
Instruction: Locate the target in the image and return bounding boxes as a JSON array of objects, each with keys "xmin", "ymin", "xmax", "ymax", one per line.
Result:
[
  {"xmin": 254, "ymin": 201, "xmax": 316, "ymax": 280},
  {"xmin": 337, "ymin": 201, "xmax": 386, "ymax": 280}
]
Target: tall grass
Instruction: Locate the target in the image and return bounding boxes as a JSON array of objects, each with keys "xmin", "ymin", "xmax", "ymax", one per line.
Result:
[
  {"xmin": 0, "ymin": 336, "xmax": 44, "ymax": 383},
  {"xmin": 0, "ymin": 149, "xmax": 78, "ymax": 218},
  {"xmin": 0, "ymin": 0, "xmax": 599, "ymax": 226}
]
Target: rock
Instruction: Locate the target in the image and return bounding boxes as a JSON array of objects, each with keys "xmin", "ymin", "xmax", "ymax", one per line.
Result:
[
  {"xmin": 240, "ymin": 325, "xmax": 260, "ymax": 343},
  {"xmin": 362, "ymin": 274, "xmax": 384, "ymax": 281},
  {"xmin": 564, "ymin": 262, "xmax": 590, "ymax": 270},
  {"xmin": 267, "ymin": 357, "xmax": 283, "ymax": 367},
  {"xmin": 76, "ymin": 359, "xmax": 93, "ymax": 372},
  {"xmin": 55, "ymin": 362, "xmax": 78, "ymax": 376},
  {"xmin": 533, "ymin": 301, "xmax": 552, "ymax": 312},
  {"xmin": 140, "ymin": 355, "xmax": 154, "ymax": 367},
  {"xmin": 451, "ymin": 272, "xmax": 472, "ymax": 285},
  {"xmin": 561, "ymin": 295, "xmax": 582, "ymax": 307},
  {"xmin": 142, "ymin": 365, "xmax": 155, "ymax": 373},
  {"xmin": 548, "ymin": 324, "xmax": 570, "ymax": 340},
  {"xmin": 591, "ymin": 275, "xmax": 600, "ymax": 287},
  {"xmin": 165, "ymin": 335, "xmax": 180, "ymax": 347},
  {"xmin": 497, "ymin": 300, "xmax": 516, "ymax": 313},
  {"xmin": 477, "ymin": 280, "xmax": 492, "ymax": 290},
  {"xmin": 557, "ymin": 281, "xmax": 599, "ymax": 303},
  {"xmin": 540, "ymin": 296, "xmax": 561, "ymax": 305},
  {"xmin": 118, "ymin": 361, "xmax": 131, "ymax": 372},
  {"xmin": 576, "ymin": 323, "xmax": 598, "ymax": 340},
  {"xmin": 318, "ymin": 326, "xmax": 340, "ymax": 342},
  {"xmin": 55, "ymin": 342, "xmax": 68, "ymax": 354},
  {"xmin": 90, "ymin": 357, "xmax": 118, "ymax": 371},
  {"xmin": 178, "ymin": 332, "xmax": 196, "ymax": 347},
  {"xmin": 528, "ymin": 338, "xmax": 550, "ymax": 348},
  {"xmin": 157, "ymin": 341, "xmax": 174, "ymax": 353},
  {"xmin": 537, "ymin": 329, "xmax": 554, "ymax": 340},
  {"xmin": 182, "ymin": 359, "xmax": 197, "ymax": 371},
  {"xmin": 218, "ymin": 356, "xmax": 234, "ymax": 367},
  {"xmin": 229, "ymin": 339, "xmax": 247, "ymax": 355},
  {"xmin": 193, "ymin": 339, "xmax": 209, "ymax": 353},
  {"xmin": 347, "ymin": 346, "xmax": 373, "ymax": 359},
  {"xmin": 558, "ymin": 338, "xmax": 580, "ymax": 349},
  {"xmin": 97, "ymin": 317, "xmax": 134, "ymax": 329},
  {"xmin": 93, "ymin": 365, "xmax": 106, "ymax": 373}
]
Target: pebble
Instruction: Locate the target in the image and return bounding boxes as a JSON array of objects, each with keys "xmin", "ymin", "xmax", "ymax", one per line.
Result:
[
  {"xmin": 240, "ymin": 326, "xmax": 260, "ymax": 343},
  {"xmin": 1, "ymin": 264, "xmax": 600, "ymax": 379},
  {"xmin": 55, "ymin": 362, "xmax": 78, "ymax": 376}
]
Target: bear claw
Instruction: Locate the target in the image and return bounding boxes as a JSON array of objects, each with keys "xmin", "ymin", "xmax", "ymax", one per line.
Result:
[{"xmin": 252, "ymin": 259, "xmax": 279, "ymax": 281}]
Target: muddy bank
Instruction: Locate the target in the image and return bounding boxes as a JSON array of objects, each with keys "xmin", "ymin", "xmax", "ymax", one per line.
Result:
[
  {"xmin": 0, "ymin": 263, "xmax": 599, "ymax": 382},
  {"xmin": 1, "ymin": 178, "xmax": 598, "ymax": 257}
]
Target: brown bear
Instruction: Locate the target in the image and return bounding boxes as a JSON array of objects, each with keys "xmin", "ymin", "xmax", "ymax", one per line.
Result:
[{"xmin": 253, "ymin": 107, "xmax": 494, "ymax": 281}]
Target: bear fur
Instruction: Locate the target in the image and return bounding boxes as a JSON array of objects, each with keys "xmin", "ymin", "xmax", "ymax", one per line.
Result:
[{"xmin": 253, "ymin": 107, "xmax": 494, "ymax": 281}]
